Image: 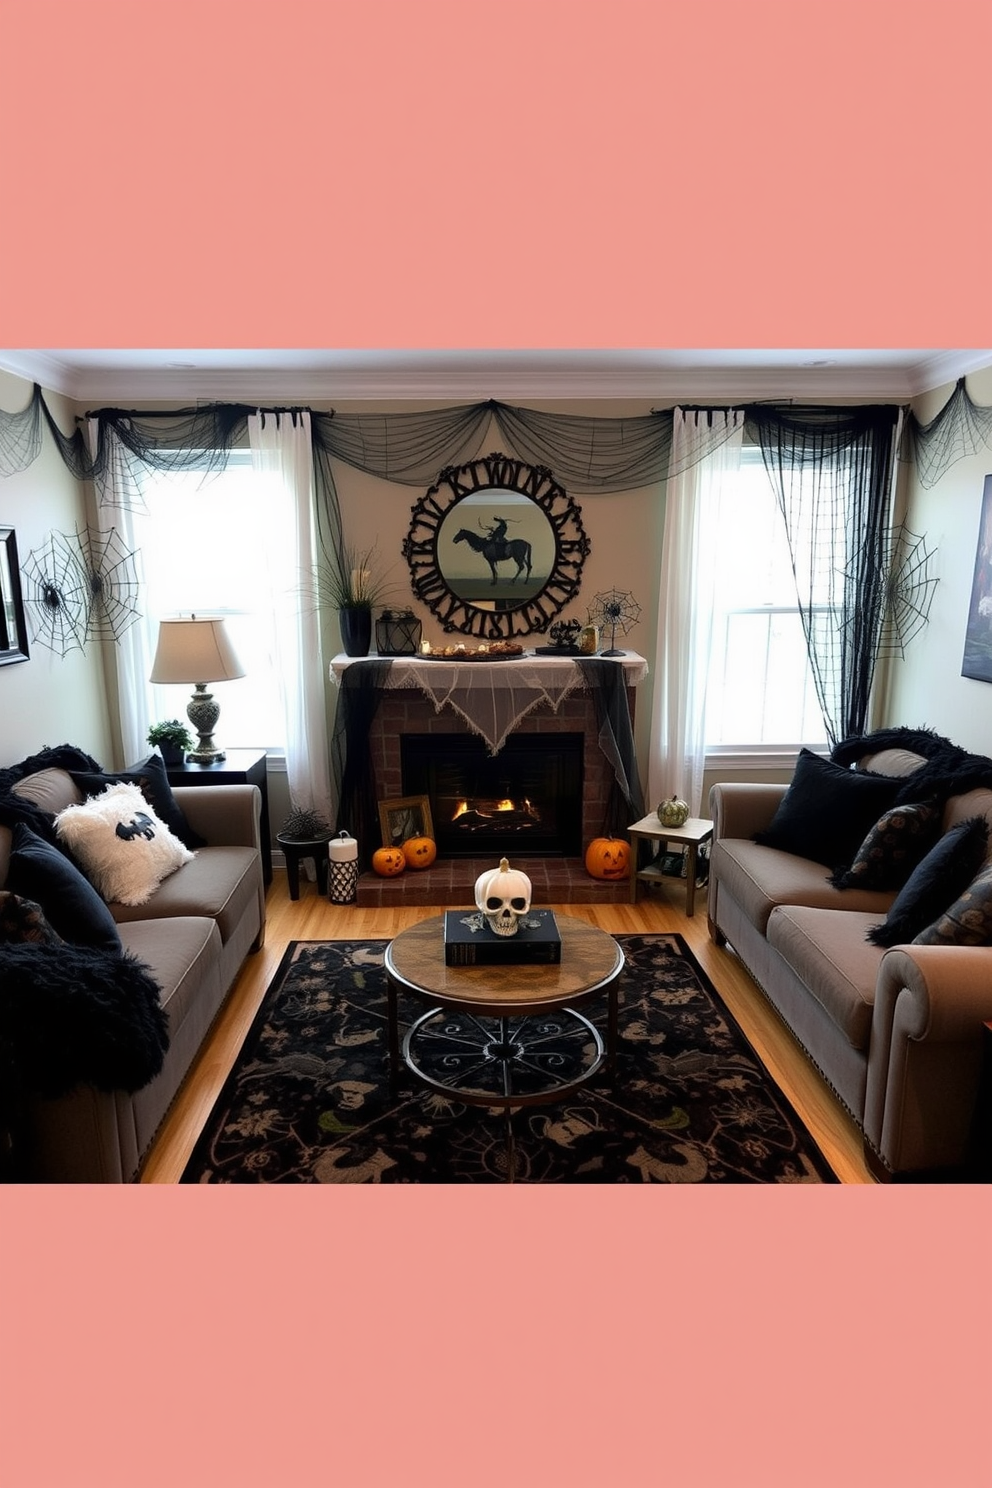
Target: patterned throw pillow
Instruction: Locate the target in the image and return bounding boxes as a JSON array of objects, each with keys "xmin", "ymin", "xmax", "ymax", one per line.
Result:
[
  {"xmin": 54, "ymin": 781, "xmax": 195, "ymax": 906},
  {"xmin": 0, "ymin": 889, "xmax": 63, "ymax": 945},
  {"xmin": 913, "ymin": 863, "xmax": 992, "ymax": 945},
  {"xmin": 829, "ymin": 799, "xmax": 942, "ymax": 890},
  {"xmin": 867, "ymin": 816, "xmax": 990, "ymax": 947}
]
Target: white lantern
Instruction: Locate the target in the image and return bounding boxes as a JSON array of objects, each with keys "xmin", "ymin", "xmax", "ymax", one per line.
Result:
[{"xmin": 328, "ymin": 829, "xmax": 359, "ymax": 904}]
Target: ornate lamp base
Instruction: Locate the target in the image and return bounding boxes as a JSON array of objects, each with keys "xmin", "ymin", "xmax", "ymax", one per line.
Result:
[{"xmin": 186, "ymin": 684, "xmax": 226, "ymax": 764}]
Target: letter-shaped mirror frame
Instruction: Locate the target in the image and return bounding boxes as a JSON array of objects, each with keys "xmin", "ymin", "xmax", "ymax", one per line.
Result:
[{"xmin": 402, "ymin": 453, "xmax": 590, "ymax": 639}]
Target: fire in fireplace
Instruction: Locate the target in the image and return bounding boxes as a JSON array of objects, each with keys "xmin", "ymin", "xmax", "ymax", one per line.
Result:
[{"xmin": 401, "ymin": 733, "xmax": 583, "ymax": 857}]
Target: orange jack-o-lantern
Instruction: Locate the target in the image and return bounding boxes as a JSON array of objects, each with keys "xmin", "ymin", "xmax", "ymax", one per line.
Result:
[
  {"xmin": 402, "ymin": 835, "xmax": 437, "ymax": 870},
  {"xmin": 372, "ymin": 846, "xmax": 406, "ymax": 877},
  {"xmin": 584, "ymin": 837, "xmax": 631, "ymax": 880}
]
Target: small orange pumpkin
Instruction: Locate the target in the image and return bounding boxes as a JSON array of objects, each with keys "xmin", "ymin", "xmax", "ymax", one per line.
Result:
[
  {"xmin": 584, "ymin": 837, "xmax": 631, "ymax": 880},
  {"xmin": 372, "ymin": 846, "xmax": 406, "ymax": 877},
  {"xmin": 402, "ymin": 835, "xmax": 437, "ymax": 870}
]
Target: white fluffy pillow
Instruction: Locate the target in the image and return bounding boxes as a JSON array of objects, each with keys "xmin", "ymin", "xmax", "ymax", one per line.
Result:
[{"xmin": 54, "ymin": 781, "xmax": 195, "ymax": 906}]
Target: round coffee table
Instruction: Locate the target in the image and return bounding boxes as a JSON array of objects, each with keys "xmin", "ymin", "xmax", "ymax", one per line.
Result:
[{"xmin": 384, "ymin": 914, "xmax": 624, "ymax": 1106}]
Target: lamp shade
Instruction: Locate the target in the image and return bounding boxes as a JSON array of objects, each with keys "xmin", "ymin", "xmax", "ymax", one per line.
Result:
[{"xmin": 149, "ymin": 617, "xmax": 245, "ymax": 685}]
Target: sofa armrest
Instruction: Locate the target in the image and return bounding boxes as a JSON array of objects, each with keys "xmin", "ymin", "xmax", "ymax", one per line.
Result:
[
  {"xmin": 865, "ymin": 945, "xmax": 992, "ymax": 1175},
  {"xmin": 708, "ymin": 781, "xmax": 788, "ymax": 842},
  {"xmin": 173, "ymin": 784, "xmax": 262, "ymax": 851}
]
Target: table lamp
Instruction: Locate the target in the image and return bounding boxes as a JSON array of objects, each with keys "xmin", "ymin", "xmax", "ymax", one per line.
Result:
[{"xmin": 149, "ymin": 615, "xmax": 245, "ymax": 763}]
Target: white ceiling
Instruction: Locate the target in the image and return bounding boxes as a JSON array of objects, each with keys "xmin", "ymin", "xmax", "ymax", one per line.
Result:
[{"xmin": 1, "ymin": 347, "xmax": 990, "ymax": 403}]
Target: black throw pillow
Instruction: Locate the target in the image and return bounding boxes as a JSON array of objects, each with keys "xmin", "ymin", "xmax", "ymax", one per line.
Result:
[
  {"xmin": 754, "ymin": 748, "xmax": 904, "ymax": 869},
  {"xmin": 0, "ymin": 942, "xmax": 169, "ymax": 1097},
  {"xmin": 70, "ymin": 753, "xmax": 207, "ymax": 850},
  {"xmin": 867, "ymin": 816, "xmax": 990, "ymax": 947},
  {"xmin": 6, "ymin": 822, "xmax": 122, "ymax": 951}
]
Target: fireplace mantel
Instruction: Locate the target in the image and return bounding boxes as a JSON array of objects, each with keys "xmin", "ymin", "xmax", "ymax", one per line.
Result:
[
  {"xmin": 330, "ymin": 651, "xmax": 647, "ymax": 756},
  {"xmin": 330, "ymin": 652, "xmax": 647, "ymax": 867}
]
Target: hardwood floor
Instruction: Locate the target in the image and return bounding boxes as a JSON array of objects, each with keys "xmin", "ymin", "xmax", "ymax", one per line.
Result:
[{"xmin": 140, "ymin": 872, "xmax": 875, "ymax": 1183}]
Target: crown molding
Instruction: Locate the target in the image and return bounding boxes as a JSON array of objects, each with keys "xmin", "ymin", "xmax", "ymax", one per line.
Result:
[
  {"xmin": 2, "ymin": 348, "xmax": 990, "ymax": 406},
  {"xmin": 905, "ymin": 349, "xmax": 992, "ymax": 396}
]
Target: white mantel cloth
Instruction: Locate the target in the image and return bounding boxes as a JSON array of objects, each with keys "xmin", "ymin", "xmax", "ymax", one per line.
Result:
[{"xmin": 329, "ymin": 651, "xmax": 648, "ymax": 755}]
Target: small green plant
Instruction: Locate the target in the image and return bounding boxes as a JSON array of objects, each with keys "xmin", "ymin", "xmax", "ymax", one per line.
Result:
[{"xmin": 146, "ymin": 719, "xmax": 194, "ymax": 752}]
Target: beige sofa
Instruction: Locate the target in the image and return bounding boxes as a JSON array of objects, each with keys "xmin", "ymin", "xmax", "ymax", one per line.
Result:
[
  {"xmin": 1, "ymin": 763, "xmax": 265, "ymax": 1182},
  {"xmin": 708, "ymin": 745, "xmax": 992, "ymax": 1180}
]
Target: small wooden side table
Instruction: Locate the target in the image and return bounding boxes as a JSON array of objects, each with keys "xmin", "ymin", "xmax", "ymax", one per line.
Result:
[{"xmin": 627, "ymin": 813, "xmax": 714, "ymax": 916}]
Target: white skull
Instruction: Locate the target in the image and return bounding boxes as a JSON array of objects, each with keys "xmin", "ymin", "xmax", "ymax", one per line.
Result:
[{"xmin": 474, "ymin": 856, "xmax": 532, "ymax": 937}]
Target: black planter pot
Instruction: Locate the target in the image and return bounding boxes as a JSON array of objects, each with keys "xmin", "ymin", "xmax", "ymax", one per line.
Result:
[
  {"xmin": 339, "ymin": 606, "xmax": 373, "ymax": 657},
  {"xmin": 156, "ymin": 742, "xmax": 187, "ymax": 766}
]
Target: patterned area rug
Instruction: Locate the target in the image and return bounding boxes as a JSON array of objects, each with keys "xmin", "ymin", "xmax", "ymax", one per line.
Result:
[{"xmin": 180, "ymin": 935, "xmax": 838, "ymax": 1183}]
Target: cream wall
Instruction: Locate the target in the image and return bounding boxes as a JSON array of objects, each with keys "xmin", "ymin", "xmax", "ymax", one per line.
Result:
[
  {"xmin": 883, "ymin": 362, "xmax": 992, "ymax": 751},
  {"xmin": 0, "ymin": 371, "xmax": 113, "ymax": 769}
]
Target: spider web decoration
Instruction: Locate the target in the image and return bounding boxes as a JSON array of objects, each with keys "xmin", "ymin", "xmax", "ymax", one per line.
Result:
[
  {"xmin": 21, "ymin": 527, "xmax": 143, "ymax": 656},
  {"xmin": 22, "ymin": 531, "xmax": 89, "ymax": 656},
  {"xmin": 877, "ymin": 523, "xmax": 939, "ymax": 658},
  {"xmin": 75, "ymin": 525, "xmax": 143, "ymax": 643},
  {"xmin": 586, "ymin": 587, "xmax": 641, "ymax": 656}
]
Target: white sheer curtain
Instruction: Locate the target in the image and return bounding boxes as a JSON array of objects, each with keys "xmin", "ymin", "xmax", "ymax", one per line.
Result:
[
  {"xmin": 248, "ymin": 410, "xmax": 333, "ymax": 826},
  {"xmin": 648, "ymin": 408, "xmax": 744, "ymax": 816},
  {"xmin": 85, "ymin": 418, "xmax": 156, "ymax": 767}
]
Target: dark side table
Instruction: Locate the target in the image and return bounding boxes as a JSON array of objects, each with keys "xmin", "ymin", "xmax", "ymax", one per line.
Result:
[
  {"xmin": 276, "ymin": 833, "xmax": 330, "ymax": 900},
  {"xmin": 162, "ymin": 749, "xmax": 272, "ymax": 886}
]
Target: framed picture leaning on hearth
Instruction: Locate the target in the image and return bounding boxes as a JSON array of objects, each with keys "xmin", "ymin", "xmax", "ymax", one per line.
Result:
[
  {"xmin": 379, "ymin": 794, "xmax": 434, "ymax": 849},
  {"xmin": 962, "ymin": 474, "xmax": 992, "ymax": 683}
]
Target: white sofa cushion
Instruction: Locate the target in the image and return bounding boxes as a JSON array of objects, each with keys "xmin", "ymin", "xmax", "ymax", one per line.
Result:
[{"xmin": 55, "ymin": 782, "xmax": 194, "ymax": 906}]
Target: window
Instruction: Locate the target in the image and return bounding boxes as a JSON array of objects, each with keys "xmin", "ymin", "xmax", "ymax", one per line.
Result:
[
  {"xmin": 135, "ymin": 454, "xmax": 292, "ymax": 754},
  {"xmin": 703, "ymin": 448, "xmax": 828, "ymax": 754}
]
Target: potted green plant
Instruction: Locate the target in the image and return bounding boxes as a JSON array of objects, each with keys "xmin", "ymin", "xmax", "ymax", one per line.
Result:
[
  {"xmin": 321, "ymin": 544, "xmax": 391, "ymax": 657},
  {"xmin": 147, "ymin": 718, "xmax": 194, "ymax": 766}
]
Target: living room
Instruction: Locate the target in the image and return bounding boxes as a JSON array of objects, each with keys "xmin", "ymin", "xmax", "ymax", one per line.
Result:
[
  {"xmin": 5, "ymin": 3, "xmax": 992, "ymax": 1482},
  {"xmin": 3, "ymin": 348, "xmax": 992, "ymax": 1192}
]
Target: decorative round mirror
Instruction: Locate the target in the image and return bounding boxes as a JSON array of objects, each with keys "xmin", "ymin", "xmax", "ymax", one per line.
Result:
[{"xmin": 402, "ymin": 452, "xmax": 590, "ymax": 639}]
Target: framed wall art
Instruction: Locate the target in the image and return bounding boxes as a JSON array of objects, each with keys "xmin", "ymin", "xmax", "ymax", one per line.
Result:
[
  {"xmin": 961, "ymin": 474, "xmax": 992, "ymax": 683},
  {"xmin": 0, "ymin": 526, "xmax": 29, "ymax": 666}
]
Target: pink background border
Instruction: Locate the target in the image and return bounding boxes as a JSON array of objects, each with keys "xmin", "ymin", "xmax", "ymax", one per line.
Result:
[{"xmin": 2, "ymin": 3, "xmax": 990, "ymax": 1484}]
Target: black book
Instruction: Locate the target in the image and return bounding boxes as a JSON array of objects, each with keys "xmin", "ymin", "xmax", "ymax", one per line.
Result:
[{"xmin": 443, "ymin": 908, "xmax": 562, "ymax": 966}]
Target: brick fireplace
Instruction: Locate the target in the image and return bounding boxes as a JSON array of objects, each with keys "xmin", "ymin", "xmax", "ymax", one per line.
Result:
[{"xmin": 348, "ymin": 661, "xmax": 643, "ymax": 906}]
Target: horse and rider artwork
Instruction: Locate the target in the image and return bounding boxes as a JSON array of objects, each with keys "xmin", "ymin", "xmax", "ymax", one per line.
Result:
[{"xmin": 439, "ymin": 492, "xmax": 553, "ymax": 604}]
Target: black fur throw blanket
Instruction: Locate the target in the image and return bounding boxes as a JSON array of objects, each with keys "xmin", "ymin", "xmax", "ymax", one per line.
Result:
[
  {"xmin": 0, "ymin": 943, "xmax": 169, "ymax": 1098},
  {"xmin": 0, "ymin": 744, "xmax": 103, "ymax": 849},
  {"xmin": 831, "ymin": 726, "xmax": 992, "ymax": 805}
]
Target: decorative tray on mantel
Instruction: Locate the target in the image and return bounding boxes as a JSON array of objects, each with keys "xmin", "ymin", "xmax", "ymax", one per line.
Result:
[{"xmin": 418, "ymin": 643, "xmax": 525, "ymax": 661}]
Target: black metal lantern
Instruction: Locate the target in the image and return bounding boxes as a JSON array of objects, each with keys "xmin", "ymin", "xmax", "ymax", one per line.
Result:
[{"xmin": 375, "ymin": 609, "xmax": 423, "ymax": 655}]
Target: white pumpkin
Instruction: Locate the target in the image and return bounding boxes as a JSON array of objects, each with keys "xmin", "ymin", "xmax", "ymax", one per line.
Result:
[{"xmin": 474, "ymin": 856, "xmax": 532, "ymax": 937}]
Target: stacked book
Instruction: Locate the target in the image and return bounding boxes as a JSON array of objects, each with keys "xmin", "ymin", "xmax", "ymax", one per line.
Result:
[{"xmin": 443, "ymin": 909, "xmax": 562, "ymax": 966}]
